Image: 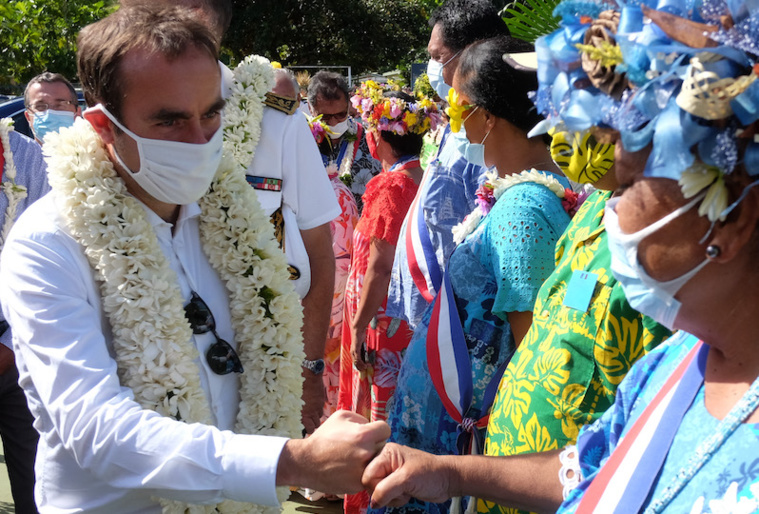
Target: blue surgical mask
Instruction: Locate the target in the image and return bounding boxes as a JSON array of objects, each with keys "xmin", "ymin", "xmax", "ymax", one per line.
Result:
[
  {"xmin": 604, "ymin": 195, "xmax": 709, "ymax": 330},
  {"xmin": 32, "ymin": 109, "xmax": 76, "ymax": 142},
  {"xmin": 427, "ymin": 50, "xmax": 460, "ymax": 100},
  {"xmin": 452, "ymin": 107, "xmax": 491, "ymax": 166}
]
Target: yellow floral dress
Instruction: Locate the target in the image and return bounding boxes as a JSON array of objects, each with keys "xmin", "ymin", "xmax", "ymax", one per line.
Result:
[{"xmin": 480, "ymin": 190, "xmax": 672, "ymax": 514}]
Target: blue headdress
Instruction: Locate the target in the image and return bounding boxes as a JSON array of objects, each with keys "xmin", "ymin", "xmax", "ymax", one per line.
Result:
[{"xmin": 533, "ymin": 0, "xmax": 759, "ymax": 221}]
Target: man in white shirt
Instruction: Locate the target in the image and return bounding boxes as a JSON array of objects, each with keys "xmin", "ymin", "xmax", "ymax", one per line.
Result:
[
  {"xmin": 0, "ymin": 6, "xmax": 388, "ymax": 513},
  {"xmin": 122, "ymin": 0, "xmax": 340, "ymax": 435}
]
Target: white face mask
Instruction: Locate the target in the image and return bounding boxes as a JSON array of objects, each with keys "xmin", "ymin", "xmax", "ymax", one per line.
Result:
[
  {"xmin": 92, "ymin": 104, "xmax": 223, "ymax": 205},
  {"xmin": 427, "ymin": 50, "xmax": 460, "ymax": 100},
  {"xmin": 329, "ymin": 118, "xmax": 351, "ymax": 138},
  {"xmin": 604, "ymin": 194, "xmax": 709, "ymax": 329}
]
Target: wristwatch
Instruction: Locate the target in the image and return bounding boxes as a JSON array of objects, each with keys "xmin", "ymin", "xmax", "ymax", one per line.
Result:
[{"xmin": 301, "ymin": 358, "xmax": 325, "ymax": 375}]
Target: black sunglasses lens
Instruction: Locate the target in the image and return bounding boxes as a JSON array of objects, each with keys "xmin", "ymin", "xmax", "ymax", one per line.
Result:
[
  {"xmin": 206, "ymin": 336, "xmax": 244, "ymax": 375},
  {"xmin": 184, "ymin": 294, "xmax": 215, "ymax": 334},
  {"xmin": 185, "ymin": 292, "xmax": 243, "ymax": 375}
]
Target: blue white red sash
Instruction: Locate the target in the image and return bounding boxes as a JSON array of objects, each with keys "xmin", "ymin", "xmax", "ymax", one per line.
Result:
[
  {"xmin": 405, "ymin": 162, "xmax": 442, "ymax": 303},
  {"xmin": 576, "ymin": 336, "xmax": 707, "ymax": 513},
  {"xmin": 426, "ymin": 265, "xmax": 508, "ymax": 457}
]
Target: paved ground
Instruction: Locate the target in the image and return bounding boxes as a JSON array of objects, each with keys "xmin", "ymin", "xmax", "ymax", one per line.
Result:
[{"xmin": 0, "ymin": 444, "xmax": 342, "ymax": 513}]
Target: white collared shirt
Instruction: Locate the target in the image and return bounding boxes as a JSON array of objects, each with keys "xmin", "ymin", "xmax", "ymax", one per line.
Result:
[{"xmin": 0, "ymin": 194, "xmax": 287, "ymax": 513}]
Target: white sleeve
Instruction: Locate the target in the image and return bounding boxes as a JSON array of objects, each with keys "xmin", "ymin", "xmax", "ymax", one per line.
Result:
[
  {"xmin": 280, "ymin": 112, "xmax": 340, "ymax": 230},
  {"xmin": 0, "ymin": 208, "xmax": 287, "ymax": 506}
]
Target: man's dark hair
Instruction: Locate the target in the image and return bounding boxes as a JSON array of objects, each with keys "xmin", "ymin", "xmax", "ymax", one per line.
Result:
[
  {"xmin": 120, "ymin": 0, "xmax": 232, "ymax": 45},
  {"xmin": 78, "ymin": 5, "xmax": 219, "ymax": 119},
  {"xmin": 24, "ymin": 72, "xmax": 78, "ymax": 109},
  {"xmin": 429, "ymin": 0, "xmax": 525, "ymax": 53},
  {"xmin": 307, "ymin": 71, "xmax": 350, "ymax": 108}
]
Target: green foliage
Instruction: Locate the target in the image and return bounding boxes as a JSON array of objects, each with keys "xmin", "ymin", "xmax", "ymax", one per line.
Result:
[
  {"xmin": 413, "ymin": 72, "xmax": 435, "ymax": 100},
  {"xmin": 0, "ymin": 0, "xmax": 115, "ymax": 93},
  {"xmin": 501, "ymin": 0, "xmax": 561, "ymax": 43},
  {"xmin": 0, "ymin": 0, "xmax": 438, "ymax": 93},
  {"xmin": 226, "ymin": 0, "xmax": 435, "ymax": 80}
]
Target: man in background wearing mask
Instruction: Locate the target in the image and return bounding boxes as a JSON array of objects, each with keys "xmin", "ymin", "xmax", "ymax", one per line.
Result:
[
  {"xmin": 386, "ymin": 0, "xmax": 525, "ymax": 330},
  {"xmin": 24, "ymin": 72, "xmax": 81, "ymax": 145},
  {"xmin": 0, "ymin": 6, "xmax": 388, "ymax": 512},
  {"xmin": 308, "ymin": 71, "xmax": 381, "ymax": 212}
]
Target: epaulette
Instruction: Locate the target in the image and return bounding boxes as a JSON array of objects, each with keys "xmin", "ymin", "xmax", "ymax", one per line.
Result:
[{"xmin": 263, "ymin": 92, "xmax": 299, "ymax": 115}]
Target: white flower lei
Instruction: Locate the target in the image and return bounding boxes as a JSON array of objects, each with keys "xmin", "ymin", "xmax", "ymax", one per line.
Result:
[
  {"xmin": 45, "ymin": 56, "xmax": 304, "ymax": 514},
  {"xmin": 337, "ymin": 121, "xmax": 359, "ymax": 182},
  {"xmin": 0, "ymin": 118, "xmax": 28, "ymax": 250},
  {"xmin": 452, "ymin": 169, "xmax": 567, "ymax": 244}
]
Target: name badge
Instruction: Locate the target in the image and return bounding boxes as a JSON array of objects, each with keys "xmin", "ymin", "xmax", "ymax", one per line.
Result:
[{"xmin": 563, "ymin": 270, "xmax": 598, "ymax": 313}]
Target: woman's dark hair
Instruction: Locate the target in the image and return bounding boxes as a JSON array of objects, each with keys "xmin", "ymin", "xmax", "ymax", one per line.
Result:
[
  {"xmin": 379, "ymin": 91, "xmax": 424, "ymax": 158},
  {"xmin": 456, "ymin": 35, "xmax": 546, "ymax": 141}
]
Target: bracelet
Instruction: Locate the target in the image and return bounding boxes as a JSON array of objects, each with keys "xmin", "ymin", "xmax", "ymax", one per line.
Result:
[{"xmin": 558, "ymin": 445, "xmax": 582, "ymax": 500}]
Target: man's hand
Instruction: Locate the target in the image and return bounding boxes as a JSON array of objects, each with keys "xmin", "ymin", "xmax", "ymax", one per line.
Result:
[
  {"xmin": 277, "ymin": 410, "xmax": 390, "ymax": 494},
  {"xmin": 301, "ymin": 372, "xmax": 326, "ymax": 434},
  {"xmin": 362, "ymin": 443, "xmax": 453, "ymax": 509},
  {"xmin": 0, "ymin": 343, "xmax": 15, "ymax": 376}
]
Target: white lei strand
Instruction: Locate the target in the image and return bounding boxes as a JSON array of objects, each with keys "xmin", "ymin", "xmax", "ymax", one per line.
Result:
[
  {"xmin": 337, "ymin": 124, "xmax": 358, "ymax": 181},
  {"xmin": 452, "ymin": 169, "xmax": 566, "ymax": 244},
  {"xmin": 0, "ymin": 118, "xmax": 28, "ymax": 249},
  {"xmin": 45, "ymin": 55, "xmax": 303, "ymax": 514}
]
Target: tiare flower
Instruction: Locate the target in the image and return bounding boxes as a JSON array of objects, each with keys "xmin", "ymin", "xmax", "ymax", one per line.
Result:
[{"xmin": 446, "ymin": 88, "xmax": 472, "ymax": 133}]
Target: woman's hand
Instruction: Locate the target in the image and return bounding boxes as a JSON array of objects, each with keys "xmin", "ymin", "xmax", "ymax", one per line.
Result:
[{"xmin": 350, "ymin": 324, "xmax": 368, "ymax": 372}]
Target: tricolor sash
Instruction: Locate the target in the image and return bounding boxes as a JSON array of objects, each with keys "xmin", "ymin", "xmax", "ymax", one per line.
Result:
[
  {"xmin": 426, "ymin": 266, "xmax": 507, "ymax": 514},
  {"xmin": 405, "ymin": 161, "xmax": 443, "ymax": 303},
  {"xmin": 577, "ymin": 336, "xmax": 707, "ymax": 513},
  {"xmin": 426, "ymin": 265, "xmax": 508, "ymax": 456}
]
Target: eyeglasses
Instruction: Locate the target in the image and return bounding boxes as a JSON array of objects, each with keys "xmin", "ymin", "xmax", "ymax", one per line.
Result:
[
  {"xmin": 29, "ymin": 100, "xmax": 76, "ymax": 114},
  {"xmin": 319, "ymin": 109, "xmax": 349, "ymax": 124},
  {"xmin": 184, "ymin": 291, "xmax": 244, "ymax": 375}
]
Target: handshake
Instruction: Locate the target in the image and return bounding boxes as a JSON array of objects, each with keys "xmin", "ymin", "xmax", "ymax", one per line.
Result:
[{"xmin": 278, "ymin": 410, "xmax": 452, "ymax": 509}]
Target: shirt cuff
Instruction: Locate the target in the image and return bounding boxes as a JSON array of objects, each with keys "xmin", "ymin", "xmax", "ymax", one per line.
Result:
[{"xmin": 222, "ymin": 434, "xmax": 289, "ymax": 506}]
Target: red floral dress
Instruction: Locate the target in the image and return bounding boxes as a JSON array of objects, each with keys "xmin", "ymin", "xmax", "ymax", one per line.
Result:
[
  {"xmin": 338, "ymin": 170, "xmax": 418, "ymax": 513},
  {"xmin": 323, "ymin": 174, "xmax": 359, "ymax": 418}
]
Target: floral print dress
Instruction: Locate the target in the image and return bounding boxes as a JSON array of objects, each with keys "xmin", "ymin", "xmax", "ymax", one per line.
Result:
[
  {"xmin": 374, "ymin": 177, "xmax": 571, "ymax": 514},
  {"xmin": 323, "ymin": 173, "xmax": 359, "ymax": 418},
  {"xmin": 338, "ymin": 170, "xmax": 418, "ymax": 514}
]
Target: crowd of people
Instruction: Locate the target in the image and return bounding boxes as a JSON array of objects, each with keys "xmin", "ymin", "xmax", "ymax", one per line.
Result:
[{"xmin": 1, "ymin": 0, "xmax": 759, "ymax": 512}]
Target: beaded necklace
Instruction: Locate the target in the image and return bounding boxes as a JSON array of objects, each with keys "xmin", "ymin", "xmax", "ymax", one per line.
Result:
[{"xmin": 645, "ymin": 373, "xmax": 759, "ymax": 513}]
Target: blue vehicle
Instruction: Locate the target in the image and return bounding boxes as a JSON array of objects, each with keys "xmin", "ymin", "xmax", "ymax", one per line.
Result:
[{"xmin": 0, "ymin": 91, "xmax": 86, "ymax": 139}]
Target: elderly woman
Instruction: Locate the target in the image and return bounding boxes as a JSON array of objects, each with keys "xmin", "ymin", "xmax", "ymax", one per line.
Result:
[
  {"xmin": 362, "ymin": 0, "xmax": 759, "ymax": 512},
  {"xmin": 376, "ymin": 35, "xmax": 575, "ymax": 514}
]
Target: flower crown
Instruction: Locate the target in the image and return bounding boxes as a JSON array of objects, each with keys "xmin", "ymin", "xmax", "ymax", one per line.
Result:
[
  {"xmin": 350, "ymin": 80, "xmax": 442, "ymax": 136},
  {"xmin": 533, "ymin": 0, "xmax": 759, "ymax": 222}
]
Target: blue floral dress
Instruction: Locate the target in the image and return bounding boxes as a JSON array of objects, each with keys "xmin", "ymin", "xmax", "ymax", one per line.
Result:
[
  {"xmin": 376, "ymin": 175, "xmax": 571, "ymax": 514},
  {"xmin": 560, "ymin": 331, "xmax": 759, "ymax": 513}
]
